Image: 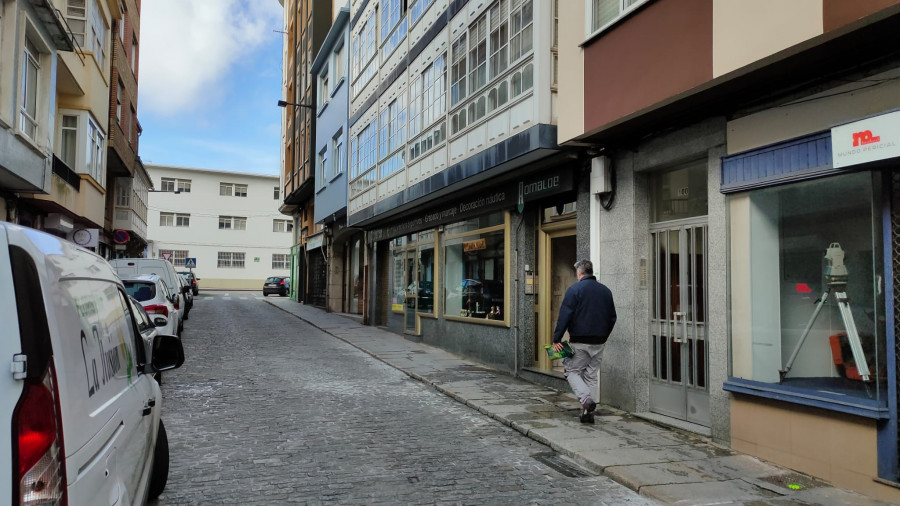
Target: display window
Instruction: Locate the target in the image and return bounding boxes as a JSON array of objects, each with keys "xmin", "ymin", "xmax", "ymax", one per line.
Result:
[
  {"xmin": 729, "ymin": 172, "xmax": 886, "ymax": 405},
  {"xmin": 443, "ymin": 212, "xmax": 507, "ymax": 323}
]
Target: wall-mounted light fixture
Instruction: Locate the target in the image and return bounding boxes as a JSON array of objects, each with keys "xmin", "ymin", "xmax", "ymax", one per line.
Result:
[{"xmin": 277, "ymin": 100, "xmax": 316, "ymax": 110}]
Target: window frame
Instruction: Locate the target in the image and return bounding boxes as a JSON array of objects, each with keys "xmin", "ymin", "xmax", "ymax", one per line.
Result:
[
  {"xmin": 217, "ymin": 251, "xmax": 246, "ymax": 269},
  {"xmin": 586, "ymin": 0, "xmax": 648, "ymax": 39},
  {"xmin": 218, "ymin": 215, "xmax": 247, "ymax": 231}
]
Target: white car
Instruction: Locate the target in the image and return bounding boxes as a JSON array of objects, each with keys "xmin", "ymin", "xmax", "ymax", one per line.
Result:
[
  {"xmin": 123, "ymin": 275, "xmax": 180, "ymax": 337},
  {"xmin": 110, "ymin": 258, "xmax": 186, "ymax": 334},
  {"xmin": 0, "ymin": 222, "xmax": 184, "ymax": 505}
]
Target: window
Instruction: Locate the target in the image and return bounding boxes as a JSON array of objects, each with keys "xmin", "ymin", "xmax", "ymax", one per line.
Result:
[
  {"xmin": 489, "ymin": 1, "xmax": 509, "ymax": 79},
  {"xmin": 89, "ymin": 0, "xmax": 107, "ymax": 68},
  {"xmin": 317, "ymin": 147, "xmax": 327, "ymax": 189},
  {"xmin": 177, "ymin": 179, "xmax": 191, "ymax": 192},
  {"xmin": 159, "ymin": 212, "xmax": 190, "ymax": 227},
  {"xmin": 118, "ymin": 5, "xmax": 125, "ymax": 42},
  {"xmin": 351, "ymin": 12, "xmax": 377, "ymax": 98},
  {"xmin": 728, "ymin": 172, "xmax": 886, "ymax": 405},
  {"xmin": 116, "ymin": 182, "xmax": 130, "ymax": 206},
  {"xmin": 20, "ymin": 37, "xmax": 40, "ymax": 140},
  {"xmin": 350, "ymin": 120, "xmax": 377, "ymax": 198},
  {"xmin": 468, "ymin": 15, "xmax": 487, "ymax": 95},
  {"xmin": 589, "ymin": 0, "xmax": 645, "ymax": 35},
  {"xmin": 274, "ymin": 186, "xmax": 280, "ymax": 200},
  {"xmin": 272, "ymin": 253, "xmax": 290, "ymax": 270},
  {"xmin": 443, "ymin": 212, "xmax": 506, "ymax": 320},
  {"xmin": 273, "ymin": 219, "xmax": 293, "ymax": 233},
  {"xmin": 333, "ymin": 44, "xmax": 345, "ymax": 83},
  {"xmin": 409, "ymin": 54, "xmax": 446, "ymax": 140},
  {"xmin": 217, "ymin": 252, "xmax": 245, "ymax": 268},
  {"xmin": 160, "ymin": 177, "xmax": 191, "ymax": 193},
  {"xmin": 65, "ymin": 0, "xmax": 87, "ymax": 47},
  {"xmin": 450, "ymin": 34, "xmax": 467, "ymax": 105},
  {"xmin": 116, "ymin": 80, "xmax": 123, "ymax": 123},
  {"xmin": 86, "ymin": 118, "xmax": 104, "ymax": 182},
  {"xmin": 330, "ymin": 131, "xmax": 344, "ymax": 180},
  {"xmin": 218, "ymin": 216, "xmax": 247, "ymax": 230},
  {"xmin": 60, "ymin": 115, "xmax": 78, "ymax": 167},
  {"xmin": 378, "ymin": 92, "xmax": 407, "ymax": 180},
  {"xmin": 381, "ymin": 0, "xmax": 408, "ymax": 61},
  {"xmin": 319, "ymin": 65, "xmax": 329, "ymax": 106},
  {"xmin": 159, "ymin": 249, "xmax": 189, "ymax": 266},
  {"xmin": 410, "ymin": 0, "xmax": 436, "ymax": 26},
  {"xmin": 220, "ymin": 183, "xmax": 247, "ymax": 197},
  {"xmin": 131, "ymin": 34, "xmax": 137, "ymax": 73},
  {"xmin": 510, "ymin": 0, "xmax": 533, "ymax": 62}
]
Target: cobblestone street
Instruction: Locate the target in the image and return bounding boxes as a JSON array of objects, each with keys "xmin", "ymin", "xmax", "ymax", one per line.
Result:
[{"xmin": 150, "ymin": 293, "xmax": 654, "ymax": 505}]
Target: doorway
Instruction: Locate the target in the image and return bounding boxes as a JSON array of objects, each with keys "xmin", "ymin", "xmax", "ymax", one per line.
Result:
[
  {"xmin": 649, "ymin": 221, "xmax": 709, "ymax": 426},
  {"xmin": 536, "ymin": 219, "xmax": 577, "ymax": 371}
]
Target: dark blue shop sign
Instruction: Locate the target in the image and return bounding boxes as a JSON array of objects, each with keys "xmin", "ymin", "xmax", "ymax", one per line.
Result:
[{"xmin": 369, "ymin": 170, "xmax": 573, "ymax": 242}]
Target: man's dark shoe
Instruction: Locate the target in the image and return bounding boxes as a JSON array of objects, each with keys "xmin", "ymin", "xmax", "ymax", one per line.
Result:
[
  {"xmin": 583, "ymin": 398, "xmax": 597, "ymax": 415},
  {"xmin": 580, "ymin": 411, "xmax": 595, "ymax": 423}
]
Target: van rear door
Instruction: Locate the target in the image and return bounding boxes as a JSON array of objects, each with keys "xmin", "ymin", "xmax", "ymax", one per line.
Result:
[{"xmin": 0, "ymin": 226, "xmax": 22, "ymax": 502}]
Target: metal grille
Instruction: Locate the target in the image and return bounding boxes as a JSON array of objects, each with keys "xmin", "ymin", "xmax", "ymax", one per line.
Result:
[
  {"xmin": 308, "ymin": 250, "xmax": 328, "ymax": 308},
  {"xmin": 892, "ymin": 171, "xmax": 900, "ymax": 479}
]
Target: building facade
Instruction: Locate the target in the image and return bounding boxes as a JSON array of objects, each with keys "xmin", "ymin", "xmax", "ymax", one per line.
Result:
[
  {"xmin": 558, "ymin": 0, "xmax": 900, "ymax": 501},
  {"xmin": 343, "ymin": 0, "xmax": 589, "ymax": 381},
  {"xmin": 279, "ymin": 0, "xmax": 335, "ymax": 305},
  {"xmin": 311, "ymin": 7, "xmax": 363, "ymax": 316},
  {"xmin": 105, "ymin": 0, "xmax": 150, "ymax": 258},
  {"xmin": 146, "ymin": 165, "xmax": 292, "ymax": 290}
]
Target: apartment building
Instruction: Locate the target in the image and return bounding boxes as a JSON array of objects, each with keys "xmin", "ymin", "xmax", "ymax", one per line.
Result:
[
  {"xmin": 344, "ymin": 0, "xmax": 584, "ymax": 377},
  {"xmin": 278, "ymin": 0, "xmax": 334, "ymax": 305},
  {"xmin": 105, "ymin": 0, "xmax": 150, "ymax": 258},
  {"xmin": 311, "ymin": 7, "xmax": 363, "ymax": 315},
  {"xmin": 558, "ymin": 0, "xmax": 900, "ymax": 500},
  {"xmin": 0, "ymin": 2, "xmax": 74, "ymax": 225},
  {"xmin": 146, "ymin": 165, "xmax": 292, "ymax": 290}
]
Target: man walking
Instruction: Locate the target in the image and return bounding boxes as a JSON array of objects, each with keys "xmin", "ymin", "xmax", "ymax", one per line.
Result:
[{"xmin": 552, "ymin": 259, "xmax": 616, "ymax": 423}]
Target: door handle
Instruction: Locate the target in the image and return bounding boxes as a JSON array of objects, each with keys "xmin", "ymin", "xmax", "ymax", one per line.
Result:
[
  {"xmin": 147, "ymin": 398, "xmax": 156, "ymax": 407},
  {"xmin": 142, "ymin": 406, "xmax": 152, "ymax": 416},
  {"xmin": 673, "ymin": 312, "xmax": 685, "ymax": 343}
]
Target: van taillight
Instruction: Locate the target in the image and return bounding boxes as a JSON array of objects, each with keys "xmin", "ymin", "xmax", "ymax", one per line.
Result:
[
  {"xmin": 13, "ymin": 361, "xmax": 66, "ymax": 505},
  {"xmin": 145, "ymin": 304, "xmax": 169, "ymax": 317}
]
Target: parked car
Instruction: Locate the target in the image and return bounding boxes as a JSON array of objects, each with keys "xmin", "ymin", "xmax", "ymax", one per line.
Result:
[
  {"xmin": 263, "ymin": 275, "xmax": 290, "ymax": 296},
  {"xmin": 178, "ymin": 273, "xmax": 194, "ymax": 320},
  {"xmin": 1, "ymin": 222, "xmax": 184, "ymax": 504},
  {"xmin": 178, "ymin": 270, "xmax": 199, "ymax": 295},
  {"xmin": 123, "ymin": 275, "xmax": 181, "ymax": 337},
  {"xmin": 110, "ymin": 258, "xmax": 185, "ymax": 333},
  {"xmin": 127, "ymin": 296, "xmax": 168, "ymax": 384}
]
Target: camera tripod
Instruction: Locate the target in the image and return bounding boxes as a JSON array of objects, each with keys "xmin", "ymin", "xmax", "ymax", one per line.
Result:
[{"xmin": 780, "ymin": 243, "xmax": 871, "ymax": 382}]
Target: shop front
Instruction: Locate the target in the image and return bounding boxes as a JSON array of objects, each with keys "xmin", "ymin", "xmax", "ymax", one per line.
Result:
[
  {"xmin": 366, "ymin": 168, "xmax": 577, "ymax": 373},
  {"xmin": 722, "ymin": 109, "xmax": 900, "ymax": 501}
]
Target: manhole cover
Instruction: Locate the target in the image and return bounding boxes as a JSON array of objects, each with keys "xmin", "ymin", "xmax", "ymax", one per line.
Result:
[{"xmin": 758, "ymin": 472, "xmax": 827, "ymax": 491}]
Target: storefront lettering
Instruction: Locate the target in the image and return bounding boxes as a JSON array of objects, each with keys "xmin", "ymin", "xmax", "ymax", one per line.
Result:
[
  {"xmin": 459, "ymin": 192, "xmax": 506, "ymax": 213},
  {"xmin": 521, "ymin": 176, "xmax": 560, "ymax": 198}
]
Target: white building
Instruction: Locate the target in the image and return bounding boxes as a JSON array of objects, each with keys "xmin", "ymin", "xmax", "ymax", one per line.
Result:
[{"xmin": 146, "ymin": 165, "xmax": 293, "ymax": 290}]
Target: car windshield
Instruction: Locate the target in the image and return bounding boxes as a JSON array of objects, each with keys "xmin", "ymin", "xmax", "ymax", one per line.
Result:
[
  {"xmin": 266, "ymin": 277, "xmax": 282, "ymax": 283},
  {"xmin": 124, "ymin": 281, "xmax": 157, "ymax": 302}
]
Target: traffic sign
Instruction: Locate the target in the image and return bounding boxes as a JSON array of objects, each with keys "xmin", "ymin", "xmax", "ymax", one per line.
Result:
[
  {"xmin": 185, "ymin": 257, "xmax": 197, "ymax": 268},
  {"xmin": 161, "ymin": 252, "xmax": 172, "ymax": 262},
  {"xmin": 113, "ymin": 229, "xmax": 130, "ymax": 244}
]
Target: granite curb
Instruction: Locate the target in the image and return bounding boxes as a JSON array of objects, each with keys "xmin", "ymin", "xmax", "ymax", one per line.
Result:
[{"xmin": 264, "ymin": 298, "xmax": 890, "ymax": 505}]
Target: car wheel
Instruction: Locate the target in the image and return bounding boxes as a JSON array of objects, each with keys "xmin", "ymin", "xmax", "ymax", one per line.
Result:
[
  {"xmin": 279, "ymin": 290, "xmax": 287, "ymax": 297},
  {"xmin": 263, "ymin": 292, "xmax": 268, "ymax": 297},
  {"xmin": 147, "ymin": 420, "xmax": 170, "ymax": 500},
  {"xmin": 193, "ymin": 289, "xmax": 198, "ymax": 296}
]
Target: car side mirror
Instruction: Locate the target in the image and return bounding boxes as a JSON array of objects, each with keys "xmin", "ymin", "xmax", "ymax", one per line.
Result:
[
  {"xmin": 150, "ymin": 334, "xmax": 184, "ymax": 372},
  {"xmin": 182, "ymin": 285, "xmax": 190, "ymax": 294}
]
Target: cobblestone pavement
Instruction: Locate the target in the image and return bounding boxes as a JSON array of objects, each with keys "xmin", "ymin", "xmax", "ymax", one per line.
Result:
[{"xmin": 149, "ymin": 293, "xmax": 655, "ymax": 505}]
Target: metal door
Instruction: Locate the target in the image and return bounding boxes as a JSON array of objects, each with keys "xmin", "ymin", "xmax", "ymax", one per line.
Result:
[{"xmin": 649, "ymin": 221, "xmax": 709, "ymax": 426}]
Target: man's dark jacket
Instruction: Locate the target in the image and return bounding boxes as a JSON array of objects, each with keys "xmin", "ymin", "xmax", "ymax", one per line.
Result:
[{"xmin": 552, "ymin": 275, "xmax": 617, "ymax": 345}]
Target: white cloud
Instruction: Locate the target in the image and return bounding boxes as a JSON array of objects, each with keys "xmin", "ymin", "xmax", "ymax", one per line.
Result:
[{"xmin": 140, "ymin": 0, "xmax": 283, "ymax": 116}]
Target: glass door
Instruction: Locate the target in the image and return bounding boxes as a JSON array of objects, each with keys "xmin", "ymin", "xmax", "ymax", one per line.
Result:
[
  {"xmin": 404, "ymin": 250, "xmax": 417, "ymax": 333},
  {"xmin": 649, "ymin": 221, "xmax": 709, "ymax": 426}
]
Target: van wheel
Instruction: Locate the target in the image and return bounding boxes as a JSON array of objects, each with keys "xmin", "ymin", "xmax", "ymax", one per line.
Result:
[{"xmin": 147, "ymin": 420, "xmax": 170, "ymax": 500}]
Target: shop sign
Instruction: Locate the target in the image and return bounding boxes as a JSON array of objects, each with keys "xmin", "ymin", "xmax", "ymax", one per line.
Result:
[
  {"xmin": 369, "ymin": 170, "xmax": 574, "ymax": 242},
  {"xmin": 307, "ymin": 233, "xmax": 325, "ymax": 250},
  {"xmin": 463, "ymin": 238, "xmax": 487, "ymax": 252},
  {"xmin": 831, "ymin": 110, "xmax": 900, "ymax": 168}
]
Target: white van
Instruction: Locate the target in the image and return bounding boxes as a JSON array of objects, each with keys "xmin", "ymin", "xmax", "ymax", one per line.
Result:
[
  {"xmin": 0, "ymin": 223, "xmax": 184, "ymax": 505},
  {"xmin": 109, "ymin": 258, "xmax": 186, "ymax": 335}
]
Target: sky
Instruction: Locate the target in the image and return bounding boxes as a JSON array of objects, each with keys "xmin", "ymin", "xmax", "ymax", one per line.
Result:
[{"xmin": 138, "ymin": 1, "xmax": 285, "ymax": 176}]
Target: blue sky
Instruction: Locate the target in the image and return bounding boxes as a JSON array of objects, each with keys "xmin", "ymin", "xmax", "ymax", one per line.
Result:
[{"xmin": 138, "ymin": 1, "xmax": 284, "ymax": 176}]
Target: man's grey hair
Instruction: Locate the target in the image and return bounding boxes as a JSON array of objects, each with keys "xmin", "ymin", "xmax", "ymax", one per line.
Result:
[{"xmin": 574, "ymin": 259, "xmax": 593, "ymax": 276}]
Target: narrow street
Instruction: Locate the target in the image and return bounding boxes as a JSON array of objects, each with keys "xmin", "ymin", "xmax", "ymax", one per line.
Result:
[{"xmin": 150, "ymin": 292, "xmax": 654, "ymax": 505}]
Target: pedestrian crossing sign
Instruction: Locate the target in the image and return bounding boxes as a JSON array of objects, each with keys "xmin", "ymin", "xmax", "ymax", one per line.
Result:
[{"xmin": 185, "ymin": 257, "xmax": 197, "ymax": 268}]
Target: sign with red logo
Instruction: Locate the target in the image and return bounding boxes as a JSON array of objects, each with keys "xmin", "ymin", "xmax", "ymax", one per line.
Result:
[
  {"xmin": 112, "ymin": 229, "xmax": 130, "ymax": 244},
  {"xmin": 831, "ymin": 110, "xmax": 900, "ymax": 168}
]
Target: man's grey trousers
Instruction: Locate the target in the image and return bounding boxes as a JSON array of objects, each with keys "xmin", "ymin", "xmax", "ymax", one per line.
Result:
[{"xmin": 563, "ymin": 342, "xmax": 606, "ymax": 405}]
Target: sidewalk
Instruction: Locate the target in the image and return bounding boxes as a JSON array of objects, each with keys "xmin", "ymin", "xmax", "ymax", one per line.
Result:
[{"xmin": 265, "ymin": 298, "xmax": 889, "ymax": 505}]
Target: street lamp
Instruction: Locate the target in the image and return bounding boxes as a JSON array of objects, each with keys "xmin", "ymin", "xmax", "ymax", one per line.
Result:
[{"xmin": 277, "ymin": 100, "xmax": 316, "ymax": 110}]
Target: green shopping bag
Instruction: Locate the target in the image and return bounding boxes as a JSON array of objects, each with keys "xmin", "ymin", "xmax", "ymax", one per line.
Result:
[{"xmin": 544, "ymin": 342, "xmax": 575, "ymax": 360}]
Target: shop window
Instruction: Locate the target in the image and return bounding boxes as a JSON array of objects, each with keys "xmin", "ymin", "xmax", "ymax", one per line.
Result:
[
  {"xmin": 417, "ymin": 231, "xmax": 436, "ymax": 315},
  {"xmin": 728, "ymin": 172, "xmax": 886, "ymax": 405},
  {"xmin": 444, "ymin": 212, "xmax": 506, "ymax": 321}
]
